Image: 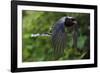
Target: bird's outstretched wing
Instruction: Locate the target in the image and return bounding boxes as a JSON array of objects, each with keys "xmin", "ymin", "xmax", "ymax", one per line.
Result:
[{"xmin": 51, "ymin": 23, "xmax": 67, "ymax": 59}]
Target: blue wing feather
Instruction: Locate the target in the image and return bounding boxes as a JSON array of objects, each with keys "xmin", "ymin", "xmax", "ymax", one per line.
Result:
[{"xmin": 51, "ymin": 18, "xmax": 67, "ymax": 59}]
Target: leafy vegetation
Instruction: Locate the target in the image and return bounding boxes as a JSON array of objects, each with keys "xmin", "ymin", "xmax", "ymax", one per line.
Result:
[{"xmin": 22, "ymin": 10, "xmax": 90, "ymax": 62}]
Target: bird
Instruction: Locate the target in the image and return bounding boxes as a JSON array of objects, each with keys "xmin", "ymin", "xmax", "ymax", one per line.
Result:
[{"xmin": 51, "ymin": 16, "xmax": 78, "ymax": 60}]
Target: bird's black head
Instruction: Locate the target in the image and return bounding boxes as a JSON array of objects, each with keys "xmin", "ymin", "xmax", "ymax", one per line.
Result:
[{"xmin": 64, "ymin": 16, "xmax": 77, "ymax": 27}]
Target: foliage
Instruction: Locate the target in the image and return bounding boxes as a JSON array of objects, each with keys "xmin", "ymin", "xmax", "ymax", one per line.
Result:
[{"xmin": 22, "ymin": 10, "xmax": 90, "ymax": 62}]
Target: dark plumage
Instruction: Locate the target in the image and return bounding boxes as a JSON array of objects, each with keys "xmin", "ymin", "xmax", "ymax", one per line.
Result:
[{"xmin": 51, "ymin": 16, "xmax": 77, "ymax": 59}]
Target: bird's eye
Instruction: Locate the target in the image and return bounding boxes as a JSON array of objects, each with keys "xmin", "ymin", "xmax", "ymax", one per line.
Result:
[{"xmin": 72, "ymin": 18, "xmax": 75, "ymax": 21}]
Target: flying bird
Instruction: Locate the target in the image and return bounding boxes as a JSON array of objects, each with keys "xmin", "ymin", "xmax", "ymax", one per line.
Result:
[
  {"xmin": 31, "ymin": 16, "xmax": 78, "ymax": 60},
  {"xmin": 51, "ymin": 16, "xmax": 78, "ymax": 59}
]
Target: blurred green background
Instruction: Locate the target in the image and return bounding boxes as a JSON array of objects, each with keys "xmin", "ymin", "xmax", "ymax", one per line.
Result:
[{"xmin": 22, "ymin": 10, "xmax": 90, "ymax": 62}]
